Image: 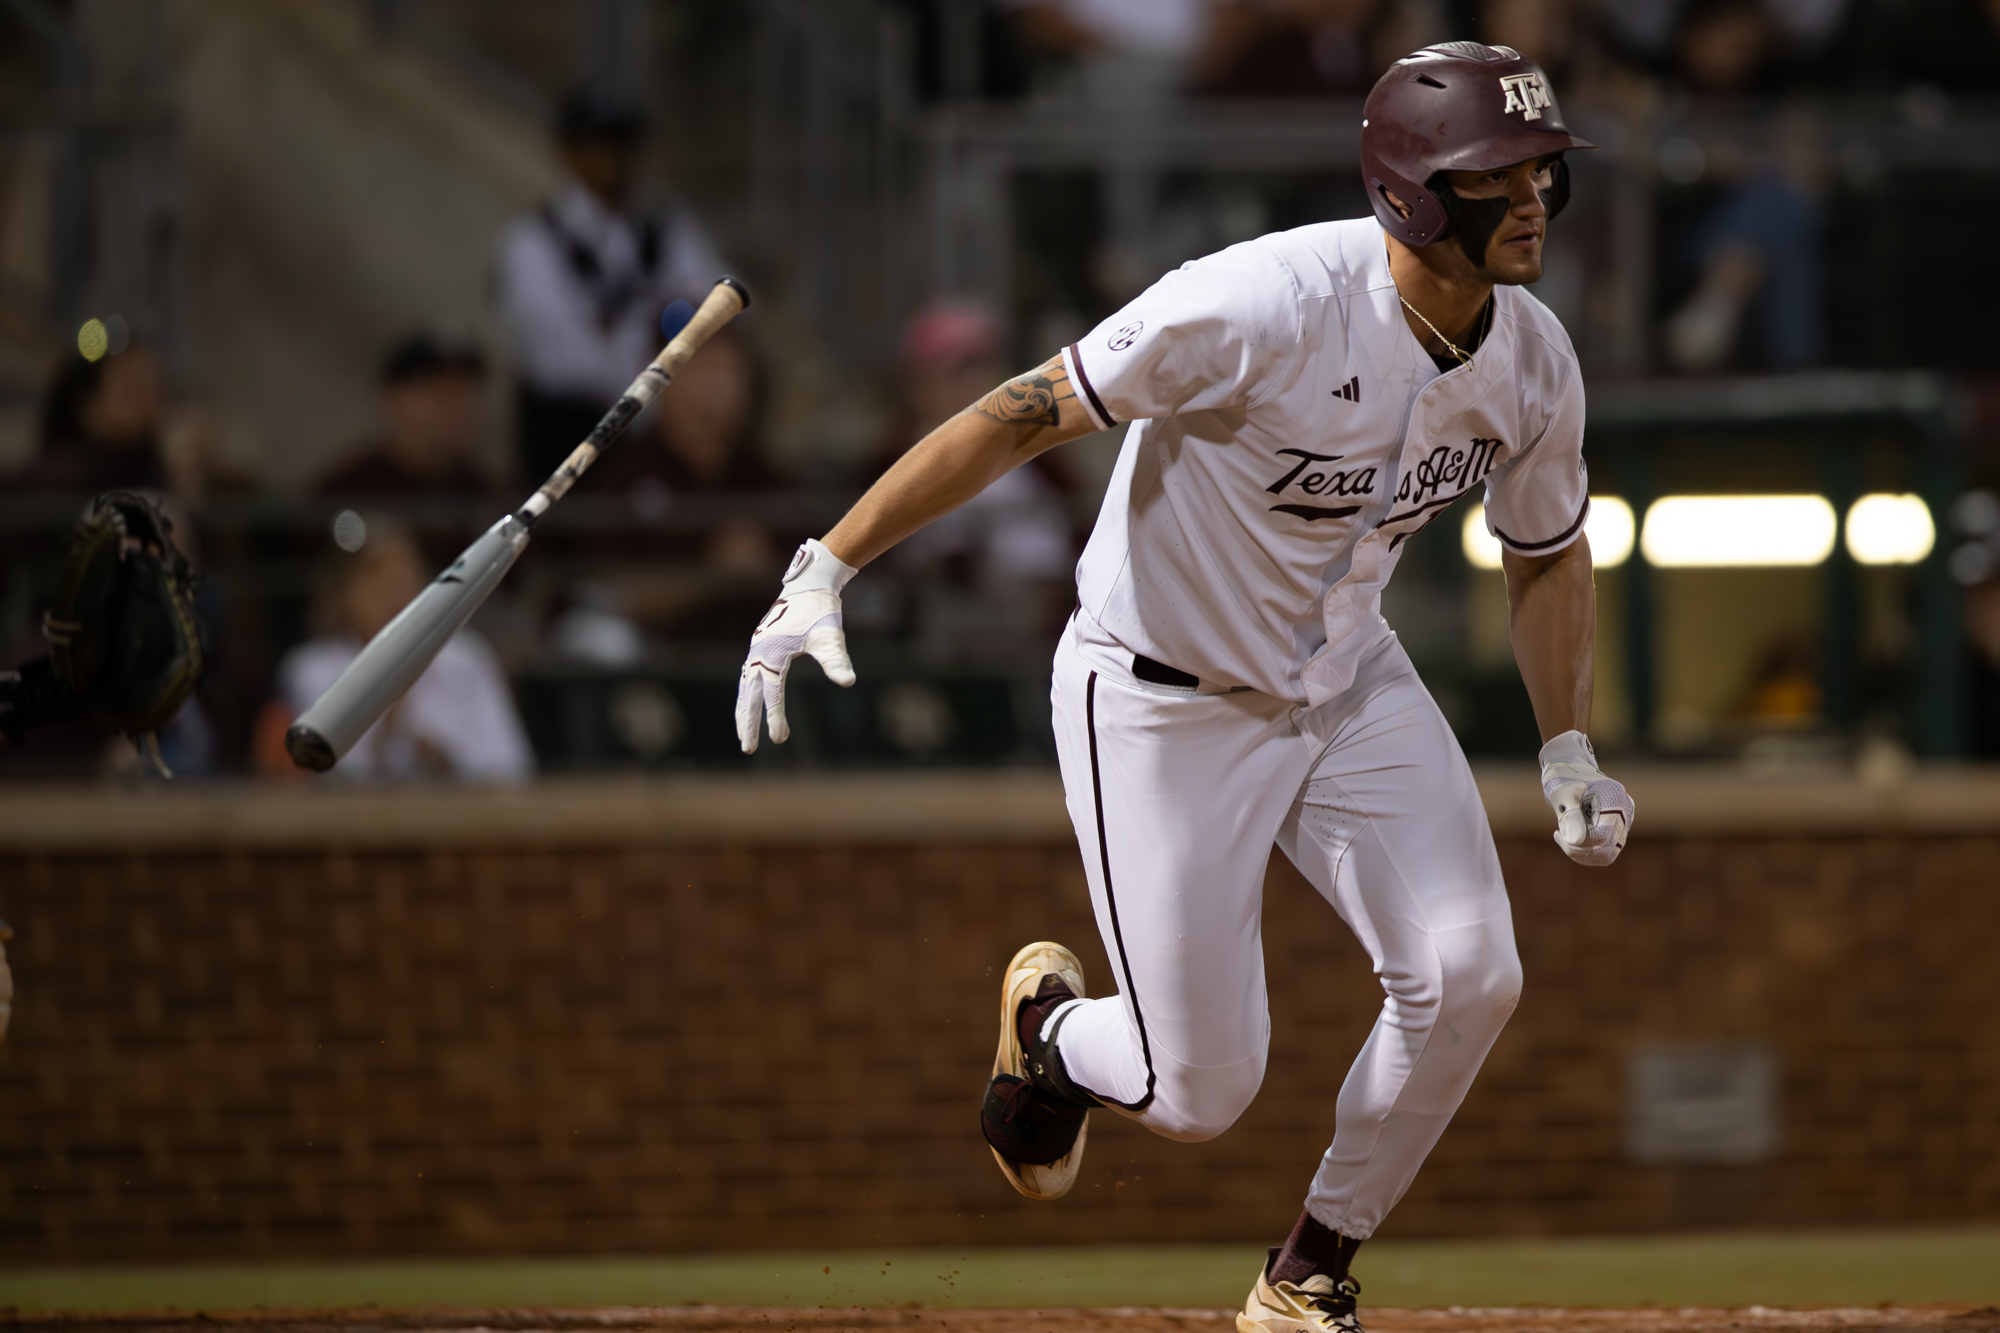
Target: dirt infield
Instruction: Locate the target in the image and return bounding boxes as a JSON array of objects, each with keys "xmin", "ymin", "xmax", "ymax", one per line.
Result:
[{"xmin": 5, "ymin": 1307, "xmax": 1999, "ymax": 1333}]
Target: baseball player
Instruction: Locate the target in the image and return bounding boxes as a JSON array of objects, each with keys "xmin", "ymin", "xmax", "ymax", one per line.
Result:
[{"xmin": 737, "ymin": 43, "xmax": 1633, "ymax": 1333}]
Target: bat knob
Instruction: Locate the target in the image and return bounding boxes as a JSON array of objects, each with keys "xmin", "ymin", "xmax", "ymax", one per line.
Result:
[{"xmin": 285, "ymin": 723, "xmax": 338, "ymax": 772}]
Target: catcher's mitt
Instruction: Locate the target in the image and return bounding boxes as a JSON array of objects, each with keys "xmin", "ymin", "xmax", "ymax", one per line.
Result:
[{"xmin": 0, "ymin": 493, "xmax": 203, "ymax": 762}]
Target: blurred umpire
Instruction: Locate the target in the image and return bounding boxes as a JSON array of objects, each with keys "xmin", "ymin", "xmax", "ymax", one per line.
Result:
[{"xmin": 498, "ymin": 83, "xmax": 726, "ymax": 483}]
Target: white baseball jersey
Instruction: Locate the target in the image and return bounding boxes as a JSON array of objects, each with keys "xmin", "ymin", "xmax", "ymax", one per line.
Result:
[{"xmin": 1062, "ymin": 215, "xmax": 1590, "ymax": 707}]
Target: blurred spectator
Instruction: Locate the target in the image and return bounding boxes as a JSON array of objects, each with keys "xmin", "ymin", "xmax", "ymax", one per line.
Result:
[
  {"xmin": 1952, "ymin": 524, "xmax": 2000, "ymax": 752},
  {"xmin": 1007, "ymin": 0, "xmax": 1217, "ymax": 69},
  {"xmin": 315, "ymin": 332, "xmax": 500, "ymax": 500},
  {"xmin": 17, "ymin": 334, "xmax": 240, "ymax": 503},
  {"xmin": 1958, "ymin": 490, "xmax": 2000, "ymax": 756},
  {"xmin": 1662, "ymin": 152, "xmax": 1825, "ymax": 372},
  {"xmin": 1194, "ymin": 0, "xmax": 1443, "ymax": 96},
  {"xmin": 566, "ymin": 328, "xmax": 794, "ymax": 648},
  {"xmin": 1825, "ymin": 0, "xmax": 2000, "ymax": 92},
  {"xmin": 6, "ymin": 339, "xmax": 242, "ymax": 777},
  {"xmin": 883, "ymin": 300, "xmax": 1083, "ymax": 517},
  {"xmin": 254, "ymin": 523, "xmax": 533, "ymax": 782},
  {"xmin": 1677, "ymin": 0, "xmax": 1781, "ymax": 92},
  {"xmin": 1967, "ymin": 574, "xmax": 2000, "ymax": 758},
  {"xmin": 1743, "ymin": 632, "xmax": 1823, "ymax": 726},
  {"xmin": 878, "ymin": 300, "xmax": 1080, "ymax": 662},
  {"xmin": 1195, "ymin": 0, "xmax": 1384, "ymax": 97},
  {"xmin": 1650, "ymin": 0, "xmax": 1832, "ymax": 374},
  {"xmin": 498, "ymin": 82, "xmax": 726, "ymax": 485},
  {"xmin": 892, "ymin": 300, "xmax": 1015, "ymax": 446},
  {"xmin": 1004, "ymin": 0, "xmax": 1219, "ymax": 301},
  {"xmin": 1596, "ymin": 0, "xmax": 1849, "ymax": 85},
  {"xmin": 1479, "ymin": 0, "xmax": 1577, "ymax": 75},
  {"xmin": 21, "ymin": 343, "xmax": 171, "ymax": 494}
]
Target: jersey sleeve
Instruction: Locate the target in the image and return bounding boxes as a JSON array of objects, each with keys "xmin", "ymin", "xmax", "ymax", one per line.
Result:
[
  {"xmin": 1482, "ymin": 361, "xmax": 1591, "ymax": 556},
  {"xmin": 1062, "ymin": 243, "xmax": 1303, "ymax": 430}
]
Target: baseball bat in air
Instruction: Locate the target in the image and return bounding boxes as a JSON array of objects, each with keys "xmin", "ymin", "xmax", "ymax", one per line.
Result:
[{"xmin": 285, "ymin": 276, "xmax": 752, "ymax": 772}]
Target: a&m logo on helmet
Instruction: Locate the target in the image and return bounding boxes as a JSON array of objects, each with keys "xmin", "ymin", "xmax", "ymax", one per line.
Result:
[{"xmin": 1499, "ymin": 71, "xmax": 1552, "ymax": 120}]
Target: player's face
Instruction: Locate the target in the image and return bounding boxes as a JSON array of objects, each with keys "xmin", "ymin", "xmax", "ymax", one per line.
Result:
[{"xmin": 1437, "ymin": 156, "xmax": 1558, "ymax": 284}]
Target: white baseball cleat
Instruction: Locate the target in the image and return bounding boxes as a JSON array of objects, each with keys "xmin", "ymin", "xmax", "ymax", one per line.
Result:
[
  {"xmin": 979, "ymin": 940, "xmax": 1097, "ymax": 1201},
  {"xmin": 1237, "ymin": 1255, "xmax": 1366, "ymax": 1333}
]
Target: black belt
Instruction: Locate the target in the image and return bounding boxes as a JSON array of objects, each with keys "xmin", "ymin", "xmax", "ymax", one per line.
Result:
[{"xmin": 1132, "ymin": 654, "xmax": 1199, "ymax": 688}]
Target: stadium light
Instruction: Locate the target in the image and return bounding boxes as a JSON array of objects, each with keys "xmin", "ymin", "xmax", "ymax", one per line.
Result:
[
  {"xmin": 1462, "ymin": 509, "xmax": 1503, "ymax": 569},
  {"xmin": 1461, "ymin": 498, "xmax": 1633, "ymax": 570},
  {"xmin": 1588, "ymin": 498, "xmax": 1635, "ymax": 567},
  {"xmin": 1640, "ymin": 495, "xmax": 1837, "ymax": 567},
  {"xmin": 1844, "ymin": 493, "xmax": 1934, "ymax": 565}
]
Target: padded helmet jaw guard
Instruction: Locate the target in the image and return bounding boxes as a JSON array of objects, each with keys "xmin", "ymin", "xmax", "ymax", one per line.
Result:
[{"xmin": 1361, "ymin": 41, "xmax": 1595, "ymax": 249}]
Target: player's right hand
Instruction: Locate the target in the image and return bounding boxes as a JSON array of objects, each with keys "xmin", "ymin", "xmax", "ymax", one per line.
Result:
[{"xmin": 736, "ymin": 538, "xmax": 859, "ymax": 754}]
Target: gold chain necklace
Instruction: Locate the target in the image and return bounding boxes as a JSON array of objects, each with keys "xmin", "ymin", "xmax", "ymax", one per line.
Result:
[
  {"xmin": 1399, "ymin": 292, "xmax": 1492, "ymax": 366},
  {"xmin": 1387, "ymin": 234, "xmax": 1493, "ymax": 366}
]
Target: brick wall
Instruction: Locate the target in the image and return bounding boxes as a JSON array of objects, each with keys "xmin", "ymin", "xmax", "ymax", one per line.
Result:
[{"xmin": 0, "ymin": 781, "xmax": 1997, "ymax": 1260}]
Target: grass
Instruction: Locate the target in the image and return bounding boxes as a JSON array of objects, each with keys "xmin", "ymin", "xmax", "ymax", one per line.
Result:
[{"xmin": 2, "ymin": 1228, "xmax": 1997, "ymax": 1314}]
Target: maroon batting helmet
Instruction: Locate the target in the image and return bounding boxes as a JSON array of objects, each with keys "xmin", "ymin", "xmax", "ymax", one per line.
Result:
[{"xmin": 1361, "ymin": 42, "xmax": 1595, "ymax": 249}]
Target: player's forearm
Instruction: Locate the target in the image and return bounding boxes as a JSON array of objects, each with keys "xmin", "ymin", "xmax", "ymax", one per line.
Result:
[
  {"xmin": 822, "ymin": 356, "xmax": 1094, "ymax": 568},
  {"xmin": 821, "ymin": 413, "xmax": 1036, "ymax": 568},
  {"xmin": 1503, "ymin": 538, "xmax": 1595, "ymax": 742}
]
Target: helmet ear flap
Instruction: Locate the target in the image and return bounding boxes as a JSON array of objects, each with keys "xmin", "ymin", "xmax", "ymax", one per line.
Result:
[
  {"xmin": 1540, "ymin": 155, "xmax": 1571, "ymax": 221},
  {"xmin": 1369, "ymin": 176, "xmax": 1452, "ymax": 246}
]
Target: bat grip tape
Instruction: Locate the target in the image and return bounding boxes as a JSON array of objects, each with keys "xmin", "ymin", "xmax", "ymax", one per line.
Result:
[{"xmin": 516, "ymin": 391, "xmax": 648, "ymax": 527}]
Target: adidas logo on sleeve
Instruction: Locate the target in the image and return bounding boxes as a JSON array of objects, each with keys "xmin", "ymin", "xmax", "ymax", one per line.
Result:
[{"xmin": 1333, "ymin": 376, "xmax": 1361, "ymax": 403}]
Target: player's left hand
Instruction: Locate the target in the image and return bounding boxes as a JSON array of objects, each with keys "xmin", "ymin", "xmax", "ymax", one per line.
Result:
[
  {"xmin": 736, "ymin": 538, "xmax": 858, "ymax": 754},
  {"xmin": 1538, "ymin": 729, "xmax": 1633, "ymax": 866}
]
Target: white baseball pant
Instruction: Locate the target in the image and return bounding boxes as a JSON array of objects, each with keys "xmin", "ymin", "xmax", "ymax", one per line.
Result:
[{"xmin": 1046, "ymin": 618, "xmax": 1522, "ymax": 1240}]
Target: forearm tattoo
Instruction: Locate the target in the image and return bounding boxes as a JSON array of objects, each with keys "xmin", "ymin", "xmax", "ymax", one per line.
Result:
[{"xmin": 966, "ymin": 356, "xmax": 1077, "ymax": 431}]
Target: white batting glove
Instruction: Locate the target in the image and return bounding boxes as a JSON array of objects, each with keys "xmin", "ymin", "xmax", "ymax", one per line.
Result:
[
  {"xmin": 736, "ymin": 538, "xmax": 858, "ymax": 754},
  {"xmin": 1539, "ymin": 730, "xmax": 1634, "ymax": 867}
]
